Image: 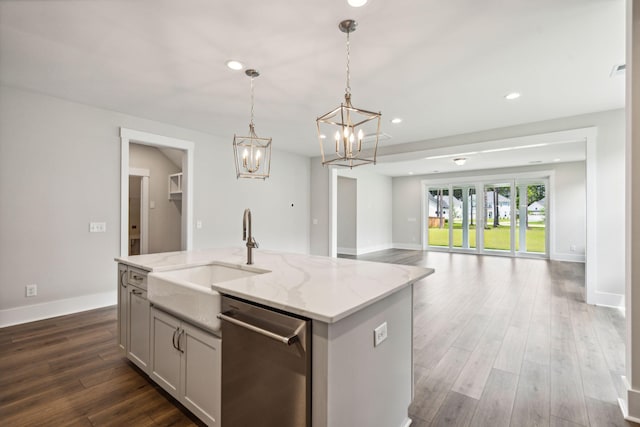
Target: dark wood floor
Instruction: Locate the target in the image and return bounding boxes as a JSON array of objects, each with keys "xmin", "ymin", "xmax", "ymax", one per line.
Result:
[
  {"xmin": 0, "ymin": 306, "xmax": 204, "ymax": 426},
  {"xmin": 0, "ymin": 250, "xmax": 636, "ymax": 426}
]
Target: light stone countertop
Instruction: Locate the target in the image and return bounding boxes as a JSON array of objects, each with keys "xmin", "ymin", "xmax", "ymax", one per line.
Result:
[{"xmin": 115, "ymin": 248, "xmax": 434, "ymax": 323}]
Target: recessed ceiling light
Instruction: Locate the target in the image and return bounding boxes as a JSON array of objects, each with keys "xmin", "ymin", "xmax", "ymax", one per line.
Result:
[
  {"xmin": 319, "ymin": 134, "xmax": 327, "ymax": 139},
  {"xmin": 453, "ymin": 158, "xmax": 467, "ymax": 166},
  {"xmin": 553, "ymin": 158, "xmax": 561, "ymax": 162},
  {"xmin": 391, "ymin": 118, "xmax": 403, "ymax": 124},
  {"xmin": 348, "ymin": 0, "xmax": 368, "ymax": 7},
  {"xmin": 408, "ymin": 171, "xmax": 414, "ymax": 175},
  {"xmin": 226, "ymin": 60, "xmax": 244, "ymax": 71},
  {"xmin": 505, "ymin": 92, "xmax": 521, "ymax": 100}
]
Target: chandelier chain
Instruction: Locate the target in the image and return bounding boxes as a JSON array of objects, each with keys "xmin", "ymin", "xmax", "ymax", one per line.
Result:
[
  {"xmin": 345, "ymin": 30, "xmax": 351, "ymax": 95},
  {"xmin": 250, "ymin": 76, "xmax": 255, "ymax": 127}
]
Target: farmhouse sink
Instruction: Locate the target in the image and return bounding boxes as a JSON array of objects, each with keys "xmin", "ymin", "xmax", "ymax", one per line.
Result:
[{"xmin": 147, "ymin": 263, "xmax": 270, "ymax": 331}]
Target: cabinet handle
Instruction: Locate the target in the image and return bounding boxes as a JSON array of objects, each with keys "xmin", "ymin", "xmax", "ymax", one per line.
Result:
[
  {"xmin": 132, "ymin": 275, "xmax": 144, "ymax": 281},
  {"xmin": 120, "ymin": 270, "xmax": 127, "ymax": 288},
  {"xmin": 131, "ymin": 289, "xmax": 143, "ymax": 296},
  {"xmin": 177, "ymin": 329, "xmax": 185, "ymax": 353},
  {"xmin": 218, "ymin": 312, "xmax": 300, "ymax": 345},
  {"xmin": 172, "ymin": 328, "xmax": 179, "ymax": 351}
]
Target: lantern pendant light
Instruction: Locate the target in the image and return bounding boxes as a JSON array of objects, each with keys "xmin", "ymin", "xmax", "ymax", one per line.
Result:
[
  {"xmin": 316, "ymin": 19, "xmax": 381, "ymax": 168},
  {"xmin": 233, "ymin": 69, "xmax": 272, "ymax": 179}
]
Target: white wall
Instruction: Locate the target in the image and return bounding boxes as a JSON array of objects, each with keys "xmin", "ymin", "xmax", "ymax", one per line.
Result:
[
  {"xmin": 310, "ymin": 161, "xmax": 330, "ymax": 256},
  {"xmin": 0, "ymin": 85, "xmax": 310, "ymax": 326},
  {"xmin": 129, "ymin": 144, "xmax": 181, "ymax": 254},
  {"xmin": 337, "ymin": 177, "xmax": 357, "ymax": 254},
  {"xmin": 554, "ymin": 161, "xmax": 586, "ymax": 260},
  {"xmin": 338, "ymin": 167, "xmax": 393, "ymax": 255}
]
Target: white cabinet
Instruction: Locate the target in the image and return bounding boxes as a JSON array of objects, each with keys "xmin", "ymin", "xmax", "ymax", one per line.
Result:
[
  {"xmin": 150, "ymin": 307, "xmax": 221, "ymax": 426},
  {"xmin": 120, "ymin": 266, "xmax": 150, "ymax": 372},
  {"xmin": 117, "ymin": 263, "xmax": 128, "ymax": 351},
  {"xmin": 127, "ymin": 283, "xmax": 150, "ymax": 372},
  {"xmin": 168, "ymin": 172, "xmax": 183, "ymax": 200}
]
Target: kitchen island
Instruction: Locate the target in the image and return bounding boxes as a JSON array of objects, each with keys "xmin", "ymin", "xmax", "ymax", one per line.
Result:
[{"xmin": 116, "ymin": 248, "xmax": 433, "ymax": 427}]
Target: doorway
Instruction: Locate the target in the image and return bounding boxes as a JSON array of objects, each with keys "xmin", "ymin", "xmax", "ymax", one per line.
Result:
[
  {"xmin": 337, "ymin": 177, "xmax": 357, "ymax": 255},
  {"xmin": 128, "ymin": 170, "xmax": 149, "ymax": 255},
  {"xmin": 119, "ymin": 128, "xmax": 194, "ymax": 257}
]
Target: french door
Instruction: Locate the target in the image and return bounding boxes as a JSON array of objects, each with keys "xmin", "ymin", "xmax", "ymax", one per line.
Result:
[{"xmin": 425, "ymin": 179, "xmax": 548, "ymax": 257}]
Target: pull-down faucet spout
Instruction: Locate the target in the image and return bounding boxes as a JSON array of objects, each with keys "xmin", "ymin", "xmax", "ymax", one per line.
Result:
[{"xmin": 243, "ymin": 208, "xmax": 258, "ymax": 265}]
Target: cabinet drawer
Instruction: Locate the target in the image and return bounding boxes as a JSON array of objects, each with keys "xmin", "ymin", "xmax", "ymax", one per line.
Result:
[{"xmin": 127, "ymin": 267, "xmax": 148, "ymax": 290}]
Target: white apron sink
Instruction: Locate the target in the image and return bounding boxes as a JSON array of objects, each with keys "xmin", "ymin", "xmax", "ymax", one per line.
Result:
[{"xmin": 148, "ymin": 263, "xmax": 270, "ymax": 331}]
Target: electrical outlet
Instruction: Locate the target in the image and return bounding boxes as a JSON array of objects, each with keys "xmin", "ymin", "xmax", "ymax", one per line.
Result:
[
  {"xmin": 570, "ymin": 244, "xmax": 577, "ymax": 252},
  {"xmin": 26, "ymin": 284, "xmax": 37, "ymax": 297},
  {"xmin": 374, "ymin": 322, "xmax": 388, "ymax": 347},
  {"xmin": 196, "ymin": 220, "xmax": 202, "ymax": 229}
]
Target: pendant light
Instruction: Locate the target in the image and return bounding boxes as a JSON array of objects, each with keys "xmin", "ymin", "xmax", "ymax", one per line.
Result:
[
  {"xmin": 233, "ymin": 69, "xmax": 272, "ymax": 179},
  {"xmin": 316, "ymin": 19, "xmax": 381, "ymax": 168}
]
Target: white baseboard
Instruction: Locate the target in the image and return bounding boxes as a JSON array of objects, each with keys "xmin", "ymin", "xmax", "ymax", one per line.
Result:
[
  {"xmin": 619, "ymin": 376, "xmax": 640, "ymax": 422},
  {"xmin": 591, "ymin": 291, "xmax": 625, "ymax": 308},
  {"xmin": 357, "ymin": 243, "xmax": 393, "ymax": 255},
  {"xmin": 393, "ymin": 243, "xmax": 423, "ymax": 250},
  {"xmin": 337, "ymin": 246, "xmax": 357, "ymax": 256},
  {"xmin": 0, "ymin": 290, "xmax": 117, "ymax": 328},
  {"xmin": 551, "ymin": 252, "xmax": 586, "ymax": 263}
]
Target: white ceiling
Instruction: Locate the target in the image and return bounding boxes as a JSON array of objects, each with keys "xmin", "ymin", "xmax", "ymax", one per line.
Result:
[{"xmin": 0, "ymin": 0, "xmax": 625, "ymax": 164}]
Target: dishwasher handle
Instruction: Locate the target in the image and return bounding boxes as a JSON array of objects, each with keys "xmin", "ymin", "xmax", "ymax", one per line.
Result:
[{"xmin": 218, "ymin": 312, "xmax": 301, "ymax": 345}]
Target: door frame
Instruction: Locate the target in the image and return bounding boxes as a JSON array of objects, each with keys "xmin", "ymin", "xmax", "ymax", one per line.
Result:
[
  {"xmin": 120, "ymin": 128, "xmax": 194, "ymax": 257},
  {"xmin": 129, "ymin": 168, "xmax": 149, "ymax": 254}
]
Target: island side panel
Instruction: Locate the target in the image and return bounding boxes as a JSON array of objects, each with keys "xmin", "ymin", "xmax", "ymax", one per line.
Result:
[{"xmin": 312, "ymin": 285, "xmax": 413, "ymax": 427}]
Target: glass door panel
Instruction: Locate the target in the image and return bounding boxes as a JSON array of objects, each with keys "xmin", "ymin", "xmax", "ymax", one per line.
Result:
[
  {"xmin": 516, "ymin": 183, "xmax": 546, "ymax": 254},
  {"xmin": 452, "ymin": 186, "xmax": 476, "ymax": 249},
  {"xmin": 427, "ymin": 187, "xmax": 450, "ymax": 247},
  {"xmin": 483, "ymin": 183, "xmax": 512, "ymax": 252}
]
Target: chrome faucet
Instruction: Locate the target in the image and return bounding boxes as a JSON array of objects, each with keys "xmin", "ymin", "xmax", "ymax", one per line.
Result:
[{"xmin": 242, "ymin": 208, "xmax": 258, "ymax": 265}]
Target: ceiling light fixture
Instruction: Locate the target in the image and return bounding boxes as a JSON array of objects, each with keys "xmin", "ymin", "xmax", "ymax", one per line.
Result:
[
  {"xmin": 453, "ymin": 157, "xmax": 467, "ymax": 166},
  {"xmin": 316, "ymin": 19, "xmax": 381, "ymax": 168},
  {"xmin": 505, "ymin": 92, "xmax": 521, "ymax": 100},
  {"xmin": 226, "ymin": 60, "xmax": 244, "ymax": 71},
  {"xmin": 348, "ymin": 0, "xmax": 368, "ymax": 7},
  {"xmin": 391, "ymin": 118, "xmax": 403, "ymax": 124},
  {"xmin": 233, "ymin": 69, "xmax": 272, "ymax": 180}
]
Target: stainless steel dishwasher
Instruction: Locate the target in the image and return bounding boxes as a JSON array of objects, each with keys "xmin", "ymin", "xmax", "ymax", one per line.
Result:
[{"xmin": 218, "ymin": 295, "xmax": 311, "ymax": 427}]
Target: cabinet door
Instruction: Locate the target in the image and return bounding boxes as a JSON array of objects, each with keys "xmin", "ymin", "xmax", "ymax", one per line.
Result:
[
  {"xmin": 127, "ymin": 284, "xmax": 150, "ymax": 372},
  {"xmin": 181, "ymin": 323, "xmax": 221, "ymax": 426},
  {"xmin": 117, "ymin": 264, "xmax": 128, "ymax": 351},
  {"xmin": 150, "ymin": 308, "xmax": 181, "ymax": 399}
]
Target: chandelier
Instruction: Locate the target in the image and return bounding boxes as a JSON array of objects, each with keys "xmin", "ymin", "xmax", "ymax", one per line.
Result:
[
  {"xmin": 233, "ymin": 69, "xmax": 272, "ymax": 179},
  {"xmin": 316, "ymin": 19, "xmax": 381, "ymax": 168}
]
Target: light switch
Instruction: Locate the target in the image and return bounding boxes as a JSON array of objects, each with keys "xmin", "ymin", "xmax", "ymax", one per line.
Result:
[
  {"xmin": 312, "ymin": 218, "xmax": 319, "ymax": 225},
  {"xmin": 89, "ymin": 222, "xmax": 106, "ymax": 233},
  {"xmin": 196, "ymin": 220, "xmax": 202, "ymax": 229},
  {"xmin": 150, "ymin": 201, "xmax": 156, "ymax": 209}
]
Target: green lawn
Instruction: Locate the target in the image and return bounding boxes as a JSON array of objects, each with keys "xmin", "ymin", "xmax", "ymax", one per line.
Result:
[{"xmin": 429, "ymin": 223, "xmax": 545, "ymax": 253}]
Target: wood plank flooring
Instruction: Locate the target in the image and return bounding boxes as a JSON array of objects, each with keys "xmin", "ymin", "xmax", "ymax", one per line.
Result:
[
  {"xmin": 344, "ymin": 249, "xmax": 636, "ymax": 427},
  {"xmin": 0, "ymin": 307, "xmax": 204, "ymax": 426},
  {"xmin": 0, "ymin": 249, "xmax": 636, "ymax": 426}
]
